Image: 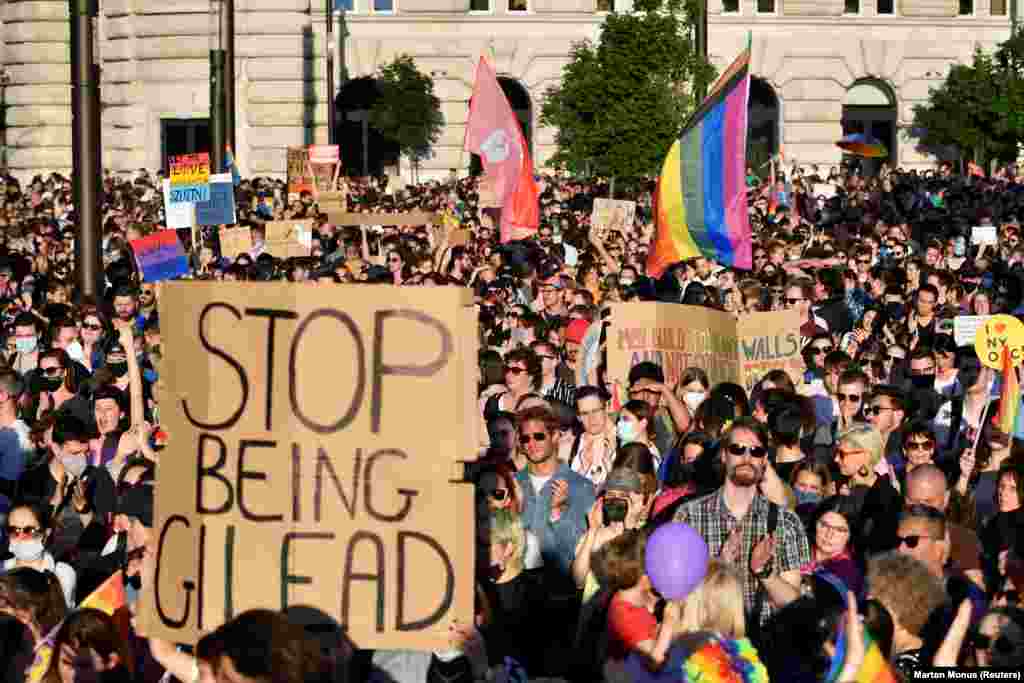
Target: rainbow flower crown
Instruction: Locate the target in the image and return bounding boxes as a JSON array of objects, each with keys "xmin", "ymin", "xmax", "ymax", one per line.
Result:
[{"xmin": 681, "ymin": 635, "xmax": 769, "ymax": 683}]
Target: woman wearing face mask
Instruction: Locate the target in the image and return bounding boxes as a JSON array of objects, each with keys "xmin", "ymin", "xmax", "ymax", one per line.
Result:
[
  {"xmin": 3, "ymin": 501, "xmax": 76, "ymax": 607},
  {"xmin": 790, "ymin": 461, "xmax": 834, "ymax": 512},
  {"xmin": 78, "ymin": 307, "xmax": 108, "ymax": 373},
  {"xmin": 674, "ymin": 367, "xmax": 709, "ymax": 418},
  {"xmin": 616, "ymin": 400, "xmax": 660, "ymax": 472},
  {"xmin": 41, "ymin": 608, "xmax": 132, "ymax": 683},
  {"xmin": 34, "ymin": 350, "xmax": 80, "ymax": 420}
]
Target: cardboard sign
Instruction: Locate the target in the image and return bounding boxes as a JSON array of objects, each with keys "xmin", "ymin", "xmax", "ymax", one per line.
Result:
[
  {"xmin": 591, "ymin": 199, "xmax": 636, "ymax": 239},
  {"xmin": 287, "ymin": 146, "xmax": 313, "ymax": 198},
  {"xmin": 736, "ymin": 309, "xmax": 804, "ymax": 392},
  {"xmin": 219, "ymin": 227, "xmax": 253, "ymax": 260},
  {"xmin": 169, "ymin": 153, "xmax": 211, "ymax": 204},
  {"xmin": 326, "ymin": 212, "xmax": 440, "ymax": 227},
  {"xmin": 318, "ymin": 190, "xmax": 347, "ymax": 215},
  {"xmin": 196, "ymin": 173, "xmax": 236, "ymax": 226},
  {"xmin": 478, "ymin": 174, "xmax": 502, "ymax": 209},
  {"xmin": 971, "ymin": 225, "xmax": 998, "ymax": 245},
  {"xmin": 265, "ymin": 219, "xmax": 315, "ymax": 244},
  {"xmin": 812, "ymin": 183, "xmax": 836, "ymax": 199},
  {"xmin": 162, "ymin": 179, "xmax": 194, "ymax": 229},
  {"xmin": 955, "ymin": 315, "xmax": 992, "ymax": 347},
  {"xmin": 263, "ymin": 240, "xmax": 311, "ymax": 259},
  {"xmin": 138, "ymin": 284, "xmax": 479, "ymax": 650},
  {"xmin": 607, "ymin": 303, "xmax": 742, "ymax": 395},
  {"xmin": 974, "ymin": 314, "xmax": 1024, "ymax": 369},
  {"xmin": 130, "ymin": 230, "xmax": 190, "ymax": 282}
]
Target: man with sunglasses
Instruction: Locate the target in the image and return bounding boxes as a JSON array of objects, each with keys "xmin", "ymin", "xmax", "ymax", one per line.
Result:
[
  {"xmin": 866, "ymin": 385, "xmax": 909, "ymax": 479},
  {"xmin": 674, "ymin": 418, "xmax": 810, "ymax": 630}
]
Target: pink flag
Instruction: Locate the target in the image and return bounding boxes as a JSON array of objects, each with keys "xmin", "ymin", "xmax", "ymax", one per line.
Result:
[{"xmin": 464, "ymin": 57, "xmax": 539, "ymax": 242}]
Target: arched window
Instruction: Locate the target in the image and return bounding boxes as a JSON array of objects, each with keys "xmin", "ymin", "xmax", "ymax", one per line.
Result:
[
  {"xmin": 842, "ymin": 79, "xmax": 897, "ymax": 171},
  {"xmin": 748, "ymin": 78, "xmax": 779, "ymax": 173}
]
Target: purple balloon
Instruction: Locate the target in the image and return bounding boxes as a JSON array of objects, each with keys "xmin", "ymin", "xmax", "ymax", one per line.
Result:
[{"xmin": 645, "ymin": 522, "xmax": 709, "ymax": 600}]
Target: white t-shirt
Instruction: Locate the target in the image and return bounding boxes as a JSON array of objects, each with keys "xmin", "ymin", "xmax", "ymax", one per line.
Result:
[{"xmin": 529, "ymin": 473, "xmax": 552, "ymax": 496}]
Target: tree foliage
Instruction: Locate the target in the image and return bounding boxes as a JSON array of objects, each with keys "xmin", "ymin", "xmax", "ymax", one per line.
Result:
[
  {"xmin": 369, "ymin": 55, "xmax": 445, "ymax": 164},
  {"xmin": 539, "ymin": 0, "xmax": 715, "ymax": 185},
  {"xmin": 911, "ymin": 30, "xmax": 1024, "ymax": 165}
]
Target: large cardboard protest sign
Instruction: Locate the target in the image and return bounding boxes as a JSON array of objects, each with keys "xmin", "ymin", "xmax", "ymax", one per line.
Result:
[
  {"xmin": 736, "ymin": 309, "xmax": 803, "ymax": 392},
  {"xmin": 287, "ymin": 146, "xmax": 313, "ymax": 198},
  {"xmin": 608, "ymin": 304, "xmax": 802, "ymax": 395},
  {"xmin": 138, "ymin": 284, "xmax": 479, "ymax": 650},
  {"xmin": 218, "ymin": 227, "xmax": 253, "ymax": 259},
  {"xmin": 607, "ymin": 303, "xmax": 742, "ymax": 392}
]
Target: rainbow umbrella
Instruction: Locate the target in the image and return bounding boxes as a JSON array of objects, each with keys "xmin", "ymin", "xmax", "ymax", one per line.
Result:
[{"xmin": 836, "ymin": 133, "xmax": 888, "ymax": 158}]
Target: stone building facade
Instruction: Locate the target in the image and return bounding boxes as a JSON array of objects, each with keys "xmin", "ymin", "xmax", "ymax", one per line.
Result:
[{"xmin": 0, "ymin": 0, "xmax": 1015, "ymax": 182}]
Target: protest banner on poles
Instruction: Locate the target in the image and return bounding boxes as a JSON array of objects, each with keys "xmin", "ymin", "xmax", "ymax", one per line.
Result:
[
  {"xmin": 139, "ymin": 284, "xmax": 479, "ymax": 650},
  {"xmin": 287, "ymin": 146, "xmax": 314, "ymax": 198},
  {"xmin": 607, "ymin": 304, "xmax": 801, "ymax": 396}
]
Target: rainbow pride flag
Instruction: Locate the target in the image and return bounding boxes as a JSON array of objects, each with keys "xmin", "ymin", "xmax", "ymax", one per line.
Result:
[
  {"xmin": 996, "ymin": 346, "xmax": 1023, "ymax": 435},
  {"xmin": 647, "ymin": 40, "xmax": 753, "ymax": 277},
  {"xmin": 826, "ymin": 622, "xmax": 898, "ymax": 683}
]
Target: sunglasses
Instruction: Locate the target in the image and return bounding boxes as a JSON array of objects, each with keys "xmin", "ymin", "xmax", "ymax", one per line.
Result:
[
  {"xmin": 504, "ymin": 366, "xmax": 527, "ymax": 375},
  {"xmin": 905, "ymin": 440, "xmax": 934, "ymax": 452},
  {"xmin": 810, "ymin": 347, "xmax": 833, "ymax": 355},
  {"xmin": 864, "ymin": 406, "xmax": 892, "ymax": 416},
  {"xmin": 886, "ymin": 354, "xmax": 905, "ymax": 362},
  {"xmin": 6, "ymin": 525, "xmax": 41, "ymax": 537},
  {"xmin": 489, "ymin": 488, "xmax": 509, "ymax": 502},
  {"xmin": 41, "ymin": 366, "xmax": 63, "ymax": 377},
  {"xmin": 837, "ymin": 393, "xmax": 861, "ymax": 403},
  {"xmin": 519, "ymin": 432, "xmax": 548, "ymax": 444},
  {"xmin": 896, "ymin": 534, "xmax": 935, "ymax": 549},
  {"xmin": 726, "ymin": 443, "xmax": 768, "ymax": 459},
  {"xmin": 82, "ymin": 323, "xmax": 103, "ymax": 331},
  {"xmin": 785, "ymin": 297, "xmax": 803, "ymax": 305},
  {"xmin": 857, "ymin": 258, "xmax": 872, "ymax": 264}
]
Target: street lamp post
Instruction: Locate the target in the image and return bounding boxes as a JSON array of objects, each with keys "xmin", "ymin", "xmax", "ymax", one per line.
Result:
[
  {"xmin": 209, "ymin": 0, "xmax": 230, "ymax": 172},
  {"xmin": 695, "ymin": 0, "xmax": 708, "ymax": 101},
  {"xmin": 327, "ymin": 0, "xmax": 336, "ymax": 145},
  {"xmin": 70, "ymin": 0, "xmax": 103, "ymax": 301}
]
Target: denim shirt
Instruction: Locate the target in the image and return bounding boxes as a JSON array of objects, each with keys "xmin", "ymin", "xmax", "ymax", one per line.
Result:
[{"xmin": 514, "ymin": 463, "xmax": 595, "ymax": 576}]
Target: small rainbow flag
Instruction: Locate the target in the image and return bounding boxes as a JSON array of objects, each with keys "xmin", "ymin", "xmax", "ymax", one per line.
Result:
[
  {"xmin": 826, "ymin": 622, "xmax": 898, "ymax": 683},
  {"xmin": 130, "ymin": 229, "xmax": 190, "ymax": 283},
  {"xmin": 996, "ymin": 346, "xmax": 1022, "ymax": 435},
  {"xmin": 79, "ymin": 571, "xmax": 126, "ymax": 616},
  {"xmin": 647, "ymin": 37, "xmax": 753, "ymax": 277}
]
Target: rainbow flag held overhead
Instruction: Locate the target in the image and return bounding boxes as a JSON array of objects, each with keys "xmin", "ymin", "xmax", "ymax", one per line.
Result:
[
  {"xmin": 996, "ymin": 346, "xmax": 1023, "ymax": 436},
  {"xmin": 825, "ymin": 622, "xmax": 898, "ymax": 683},
  {"xmin": 648, "ymin": 38, "xmax": 753, "ymax": 277}
]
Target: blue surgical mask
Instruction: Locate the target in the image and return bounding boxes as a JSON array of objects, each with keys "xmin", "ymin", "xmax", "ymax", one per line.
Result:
[
  {"xmin": 616, "ymin": 418, "xmax": 638, "ymax": 444},
  {"xmin": 795, "ymin": 489, "xmax": 822, "ymax": 507},
  {"xmin": 15, "ymin": 336, "xmax": 36, "ymax": 354}
]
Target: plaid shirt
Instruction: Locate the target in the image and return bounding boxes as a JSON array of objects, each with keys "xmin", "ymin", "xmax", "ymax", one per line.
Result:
[{"xmin": 673, "ymin": 488, "xmax": 811, "ymax": 626}]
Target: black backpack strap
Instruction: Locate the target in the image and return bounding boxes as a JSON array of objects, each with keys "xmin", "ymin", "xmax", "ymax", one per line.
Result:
[
  {"xmin": 946, "ymin": 396, "xmax": 964, "ymax": 452},
  {"xmin": 568, "ymin": 431, "xmax": 584, "ymax": 471},
  {"xmin": 748, "ymin": 501, "xmax": 780, "ymax": 646}
]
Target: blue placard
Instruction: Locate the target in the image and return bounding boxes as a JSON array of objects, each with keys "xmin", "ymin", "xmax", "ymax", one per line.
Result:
[
  {"xmin": 169, "ymin": 183, "xmax": 210, "ymax": 204},
  {"xmin": 195, "ymin": 181, "xmax": 236, "ymax": 226}
]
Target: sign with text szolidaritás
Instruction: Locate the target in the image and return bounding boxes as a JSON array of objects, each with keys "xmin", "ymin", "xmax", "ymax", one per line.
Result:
[{"xmin": 138, "ymin": 283, "xmax": 479, "ymax": 650}]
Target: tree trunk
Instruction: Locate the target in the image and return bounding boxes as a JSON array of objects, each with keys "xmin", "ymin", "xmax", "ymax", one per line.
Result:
[{"xmin": 609, "ymin": 176, "xmax": 616, "ymax": 198}]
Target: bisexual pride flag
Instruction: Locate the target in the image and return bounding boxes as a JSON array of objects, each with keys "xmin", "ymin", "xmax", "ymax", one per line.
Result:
[
  {"xmin": 131, "ymin": 230, "xmax": 190, "ymax": 282},
  {"xmin": 648, "ymin": 38, "xmax": 753, "ymax": 276}
]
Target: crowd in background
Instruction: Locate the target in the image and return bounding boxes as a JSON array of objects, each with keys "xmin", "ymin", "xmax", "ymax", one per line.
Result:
[{"xmin": 0, "ymin": 160, "xmax": 1020, "ymax": 682}]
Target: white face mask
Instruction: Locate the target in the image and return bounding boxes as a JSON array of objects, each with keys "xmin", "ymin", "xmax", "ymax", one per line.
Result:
[
  {"xmin": 684, "ymin": 391, "xmax": 706, "ymax": 415},
  {"xmin": 66, "ymin": 340, "xmax": 85, "ymax": 364},
  {"xmin": 10, "ymin": 538, "xmax": 45, "ymax": 562},
  {"xmin": 62, "ymin": 454, "xmax": 88, "ymax": 479}
]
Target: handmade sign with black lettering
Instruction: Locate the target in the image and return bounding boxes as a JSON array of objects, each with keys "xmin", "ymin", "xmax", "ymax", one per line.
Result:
[{"xmin": 138, "ymin": 284, "xmax": 479, "ymax": 650}]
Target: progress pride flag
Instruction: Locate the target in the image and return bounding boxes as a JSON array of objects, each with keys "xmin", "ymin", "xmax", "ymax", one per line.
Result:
[{"xmin": 463, "ymin": 57, "xmax": 538, "ymax": 242}]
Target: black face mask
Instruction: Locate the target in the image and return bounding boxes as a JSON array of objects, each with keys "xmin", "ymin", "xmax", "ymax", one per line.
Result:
[
  {"xmin": 41, "ymin": 376, "xmax": 62, "ymax": 393},
  {"xmin": 107, "ymin": 362, "xmax": 128, "ymax": 377},
  {"xmin": 910, "ymin": 374, "xmax": 935, "ymax": 389},
  {"xmin": 602, "ymin": 497, "xmax": 629, "ymax": 526}
]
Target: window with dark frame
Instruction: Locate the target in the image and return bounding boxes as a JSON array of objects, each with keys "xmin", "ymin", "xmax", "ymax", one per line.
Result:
[
  {"xmin": 959, "ymin": 0, "xmax": 973, "ymax": 13},
  {"xmin": 845, "ymin": 0, "xmax": 860, "ymax": 12},
  {"xmin": 991, "ymin": 0, "xmax": 1007, "ymax": 14},
  {"xmin": 509, "ymin": 0, "xmax": 528, "ymax": 11},
  {"xmin": 877, "ymin": 0, "xmax": 894, "ymax": 13},
  {"xmin": 470, "ymin": 0, "xmax": 489, "ymax": 10},
  {"xmin": 597, "ymin": 0, "xmax": 615, "ymax": 11},
  {"xmin": 756, "ymin": 0, "xmax": 774, "ymax": 12},
  {"xmin": 722, "ymin": 0, "xmax": 739, "ymax": 11}
]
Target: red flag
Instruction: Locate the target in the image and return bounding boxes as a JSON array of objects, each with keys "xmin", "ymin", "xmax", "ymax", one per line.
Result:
[{"xmin": 464, "ymin": 57, "xmax": 539, "ymax": 242}]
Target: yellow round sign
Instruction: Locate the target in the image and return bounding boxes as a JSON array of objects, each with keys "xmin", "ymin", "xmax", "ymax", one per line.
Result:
[{"xmin": 974, "ymin": 314, "xmax": 1024, "ymax": 369}]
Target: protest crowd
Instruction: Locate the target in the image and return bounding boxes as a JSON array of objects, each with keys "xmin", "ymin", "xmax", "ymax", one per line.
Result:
[{"xmin": 0, "ymin": 158, "xmax": 1021, "ymax": 683}]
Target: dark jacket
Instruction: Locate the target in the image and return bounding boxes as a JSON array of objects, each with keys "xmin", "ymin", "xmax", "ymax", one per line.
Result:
[{"xmin": 815, "ymin": 297, "xmax": 854, "ymax": 336}]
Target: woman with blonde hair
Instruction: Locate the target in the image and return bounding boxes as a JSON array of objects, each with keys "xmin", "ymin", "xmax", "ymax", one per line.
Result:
[
  {"xmin": 833, "ymin": 424, "xmax": 902, "ymax": 557},
  {"xmin": 676, "ymin": 559, "xmax": 746, "ymax": 639}
]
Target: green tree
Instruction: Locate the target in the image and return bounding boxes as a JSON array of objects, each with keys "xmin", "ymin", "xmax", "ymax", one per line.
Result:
[
  {"xmin": 539, "ymin": 0, "xmax": 715, "ymax": 190},
  {"xmin": 911, "ymin": 31, "xmax": 1024, "ymax": 166},
  {"xmin": 368, "ymin": 55, "xmax": 445, "ymax": 179}
]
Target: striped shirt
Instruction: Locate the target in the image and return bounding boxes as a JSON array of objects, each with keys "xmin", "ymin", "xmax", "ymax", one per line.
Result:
[{"xmin": 543, "ymin": 376, "xmax": 576, "ymax": 408}]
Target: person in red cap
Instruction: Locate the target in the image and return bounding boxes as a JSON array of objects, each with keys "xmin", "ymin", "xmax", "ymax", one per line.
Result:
[{"xmin": 564, "ymin": 317, "xmax": 590, "ymax": 375}]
